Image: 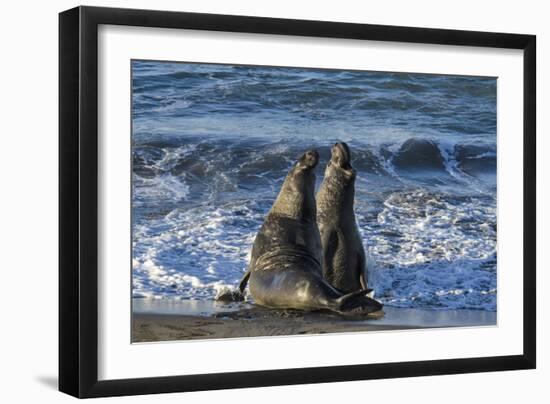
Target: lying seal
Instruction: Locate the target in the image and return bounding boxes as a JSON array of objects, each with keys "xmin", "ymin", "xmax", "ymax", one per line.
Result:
[
  {"xmin": 317, "ymin": 142, "xmax": 368, "ymax": 294},
  {"xmin": 225, "ymin": 149, "xmax": 381, "ymax": 314}
]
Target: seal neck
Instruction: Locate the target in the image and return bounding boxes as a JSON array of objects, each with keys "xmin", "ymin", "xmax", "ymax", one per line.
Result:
[
  {"xmin": 270, "ymin": 171, "xmax": 317, "ymax": 222},
  {"xmin": 317, "ymin": 168, "xmax": 356, "ymax": 223}
]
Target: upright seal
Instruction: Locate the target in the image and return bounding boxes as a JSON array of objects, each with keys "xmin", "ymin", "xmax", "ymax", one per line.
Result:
[
  {"xmin": 317, "ymin": 142, "xmax": 368, "ymax": 293},
  {"xmin": 232, "ymin": 149, "xmax": 381, "ymax": 314}
]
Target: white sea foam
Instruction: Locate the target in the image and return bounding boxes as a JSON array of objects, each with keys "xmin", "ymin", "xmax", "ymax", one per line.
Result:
[
  {"xmin": 132, "ymin": 200, "xmax": 263, "ymax": 300},
  {"xmin": 360, "ymin": 189, "xmax": 496, "ymax": 310}
]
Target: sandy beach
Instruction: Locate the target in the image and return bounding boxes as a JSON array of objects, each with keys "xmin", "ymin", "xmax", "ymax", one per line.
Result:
[
  {"xmin": 131, "ymin": 299, "xmax": 496, "ymax": 343},
  {"xmin": 132, "ymin": 310, "xmax": 403, "ymax": 342}
]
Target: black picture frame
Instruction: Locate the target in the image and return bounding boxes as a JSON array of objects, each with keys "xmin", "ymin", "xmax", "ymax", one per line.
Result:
[{"xmin": 59, "ymin": 5, "xmax": 536, "ymax": 398}]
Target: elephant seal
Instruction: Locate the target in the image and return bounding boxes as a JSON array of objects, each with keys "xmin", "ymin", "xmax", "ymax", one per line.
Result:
[
  {"xmin": 317, "ymin": 142, "xmax": 368, "ymax": 294},
  {"xmin": 224, "ymin": 149, "xmax": 381, "ymax": 314}
]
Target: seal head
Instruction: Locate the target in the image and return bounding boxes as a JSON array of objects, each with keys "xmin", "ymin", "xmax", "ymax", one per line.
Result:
[
  {"xmin": 331, "ymin": 142, "xmax": 354, "ymax": 173},
  {"xmin": 270, "ymin": 150, "xmax": 319, "ymax": 221}
]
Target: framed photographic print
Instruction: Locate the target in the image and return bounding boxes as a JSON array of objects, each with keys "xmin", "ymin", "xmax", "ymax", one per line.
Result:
[{"xmin": 59, "ymin": 6, "xmax": 536, "ymax": 398}]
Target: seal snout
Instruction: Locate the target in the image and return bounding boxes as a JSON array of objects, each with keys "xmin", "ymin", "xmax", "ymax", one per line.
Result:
[
  {"xmin": 331, "ymin": 142, "xmax": 352, "ymax": 170},
  {"xmin": 299, "ymin": 149, "xmax": 319, "ymax": 169}
]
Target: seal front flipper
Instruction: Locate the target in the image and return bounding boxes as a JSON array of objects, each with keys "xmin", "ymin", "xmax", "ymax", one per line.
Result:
[
  {"xmin": 356, "ymin": 252, "xmax": 375, "ymax": 298},
  {"xmin": 357, "ymin": 251, "xmax": 367, "ymax": 290},
  {"xmin": 238, "ymin": 267, "xmax": 252, "ymax": 293}
]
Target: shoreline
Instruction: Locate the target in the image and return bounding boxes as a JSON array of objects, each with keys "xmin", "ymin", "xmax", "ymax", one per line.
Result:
[{"xmin": 131, "ymin": 299, "xmax": 496, "ymax": 343}]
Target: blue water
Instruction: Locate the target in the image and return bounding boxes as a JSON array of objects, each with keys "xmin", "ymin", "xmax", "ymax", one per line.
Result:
[{"xmin": 131, "ymin": 60, "xmax": 497, "ymax": 311}]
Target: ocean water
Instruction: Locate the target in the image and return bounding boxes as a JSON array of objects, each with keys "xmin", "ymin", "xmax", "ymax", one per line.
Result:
[{"xmin": 131, "ymin": 60, "xmax": 497, "ymax": 311}]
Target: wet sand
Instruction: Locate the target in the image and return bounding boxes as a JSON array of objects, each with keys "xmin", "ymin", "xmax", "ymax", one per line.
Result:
[
  {"xmin": 131, "ymin": 299, "xmax": 496, "ymax": 343},
  {"xmin": 132, "ymin": 309, "xmax": 400, "ymax": 342}
]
